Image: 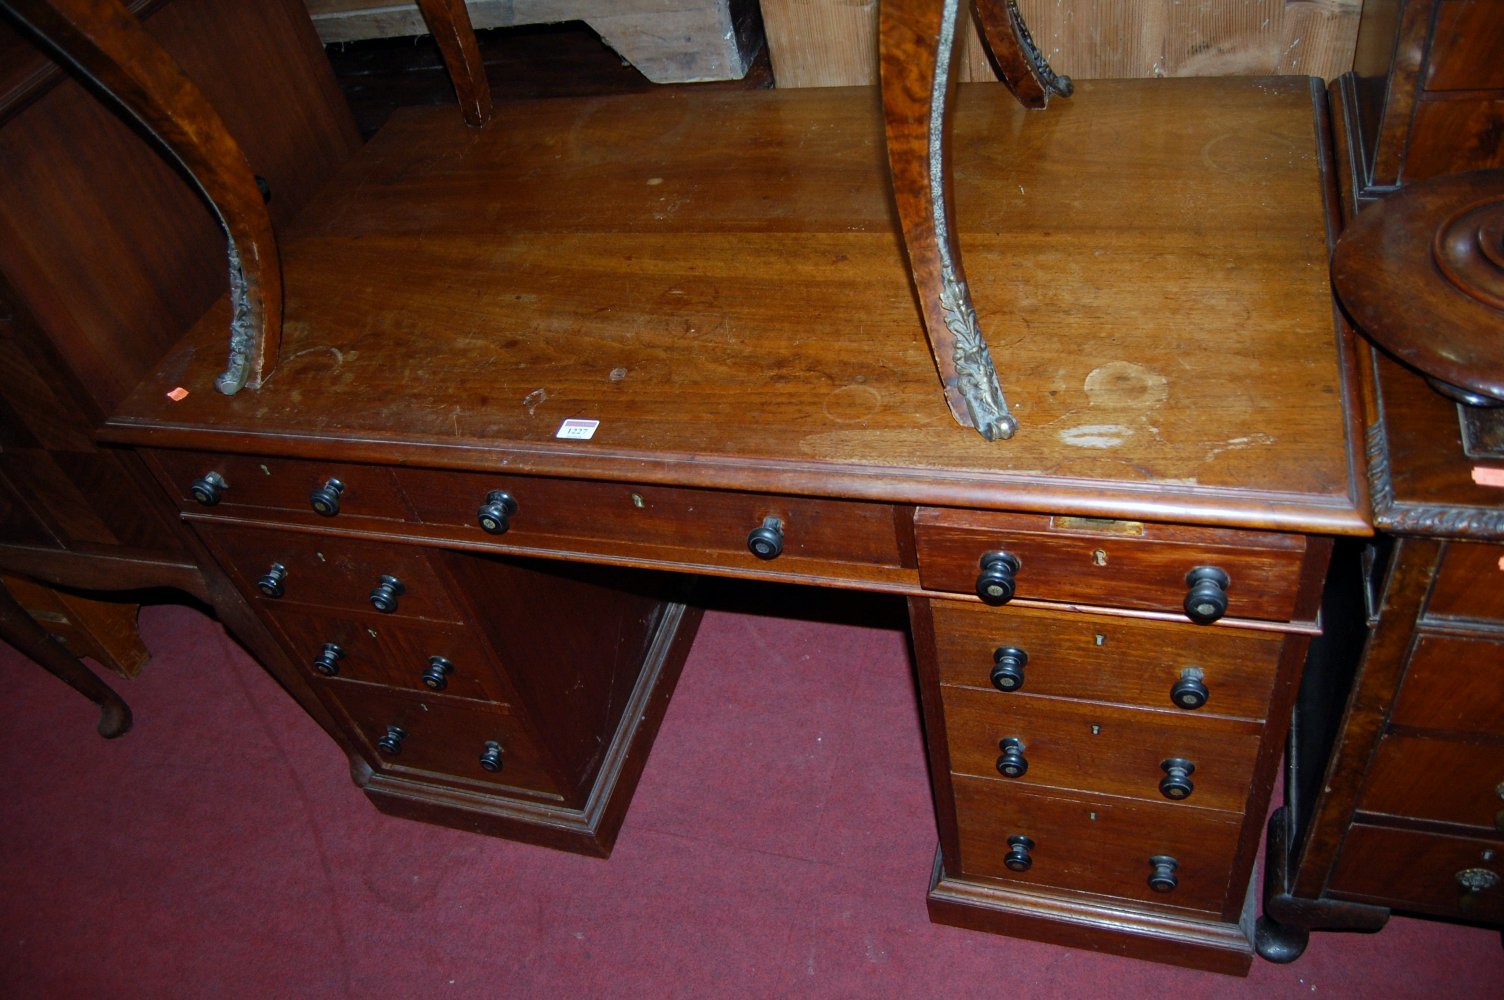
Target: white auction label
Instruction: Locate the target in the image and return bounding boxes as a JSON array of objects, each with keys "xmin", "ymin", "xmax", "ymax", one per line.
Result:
[{"xmin": 556, "ymin": 418, "xmax": 600, "ymax": 440}]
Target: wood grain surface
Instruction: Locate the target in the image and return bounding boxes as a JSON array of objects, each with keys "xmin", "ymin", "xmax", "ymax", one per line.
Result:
[{"xmin": 106, "ymin": 77, "xmax": 1365, "ymax": 535}]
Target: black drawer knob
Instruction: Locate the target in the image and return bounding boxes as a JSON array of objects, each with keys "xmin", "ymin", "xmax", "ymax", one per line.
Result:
[
  {"xmin": 479, "ymin": 740, "xmax": 504, "ymax": 773},
  {"xmin": 189, "ymin": 471, "xmax": 226, "ymax": 506},
  {"xmin": 257, "ymin": 562, "xmax": 287, "ymax": 599},
  {"xmin": 990, "ymin": 646, "xmax": 1028, "ymax": 692},
  {"xmin": 996, "ymin": 737, "xmax": 1029, "ymax": 778},
  {"xmin": 1171, "ymin": 668, "xmax": 1210, "ymax": 710},
  {"xmin": 313, "ymin": 642, "xmax": 344, "ymax": 677},
  {"xmin": 1183, "ymin": 566, "xmax": 1231, "ymax": 624},
  {"xmin": 1148, "ymin": 856, "xmax": 1180, "ymax": 892},
  {"xmin": 976, "ymin": 551, "xmax": 1021, "ymax": 606},
  {"xmin": 747, "ymin": 516, "xmax": 785, "ymax": 560},
  {"xmin": 309, "ymin": 478, "xmax": 344, "ymax": 517},
  {"xmin": 369, "ymin": 575, "xmax": 405, "ymax": 613},
  {"xmin": 1159, "ymin": 757, "xmax": 1196, "ymax": 800},
  {"xmin": 376, "ymin": 725, "xmax": 406, "ymax": 756},
  {"xmin": 477, "ymin": 491, "xmax": 518, "ymax": 534},
  {"xmin": 1004, "ymin": 834, "xmax": 1035, "ymax": 873},
  {"xmin": 422, "ymin": 655, "xmax": 454, "ymax": 691}
]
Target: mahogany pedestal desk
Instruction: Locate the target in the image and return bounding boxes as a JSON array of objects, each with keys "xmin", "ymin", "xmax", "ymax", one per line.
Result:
[{"xmin": 102, "ymin": 77, "xmax": 1367, "ymax": 974}]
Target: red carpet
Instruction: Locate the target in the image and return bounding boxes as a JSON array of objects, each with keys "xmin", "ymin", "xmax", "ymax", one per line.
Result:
[{"xmin": 3, "ymin": 594, "xmax": 1500, "ymax": 997}]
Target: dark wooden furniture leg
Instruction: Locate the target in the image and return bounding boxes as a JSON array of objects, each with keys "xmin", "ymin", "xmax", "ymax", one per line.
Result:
[
  {"xmin": 0, "ymin": 579, "xmax": 131, "ymax": 738},
  {"xmin": 414, "ymin": 0, "xmax": 493, "ymax": 126},
  {"xmin": 879, "ymin": 0, "xmax": 1069, "ymax": 441}
]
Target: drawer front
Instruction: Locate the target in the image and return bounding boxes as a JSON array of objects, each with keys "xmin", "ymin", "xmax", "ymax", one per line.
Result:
[
  {"xmin": 1391, "ymin": 633, "xmax": 1504, "ymax": 737},
  {"xmin": 397, "ymin": 467, "xmax": 907, "ymax": 574},
  {"xmin": 1330, "ymin": 823, "xmax": 1504, "ymax": 923},
  {"xmin": 200, "ymin": 522, "xmax": 463, "ymax": 624},
  {"xmin": 930, "ymin": 602, "xmax": 1283, "ymax": 719},
  {"xmin": 270, "ymin": 609, "xmax": 513, "ymax": 705},
  {"xmin": 914, "ymin": 509, "xmax": 1306, "ymax": 622},
  {"xmin": 330, "ymin": 684, "xmax": 561, "ymax": 799},
  {"xmin": 941, "ymin": 687, "xmax": 1263, "ymax": 813},
  {"xmin": 152, "ymin": 449, "xmax": 410, "ymax": 522},
  {"xmin": 1425, "ymin": 542, "xmax": 1504, "ymax": 625},
  {"xmin": 952, "ymin": 775, "xmax": 1241, "ymax": 915},
  {"xmin": 1360, "ymin": 733, "xmax": 1504, "ymax": 831}
]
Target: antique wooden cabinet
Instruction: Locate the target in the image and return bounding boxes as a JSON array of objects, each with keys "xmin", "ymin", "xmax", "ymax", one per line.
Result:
[{"xmin": 1257, "ymin": 0, "xmax": 1504, "ymax": 957}]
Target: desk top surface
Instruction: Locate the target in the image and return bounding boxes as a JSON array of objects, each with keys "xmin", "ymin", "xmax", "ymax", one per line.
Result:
[{"xmin": 106, "ymin": 77, "xmax": 1367, "ymax": 535}]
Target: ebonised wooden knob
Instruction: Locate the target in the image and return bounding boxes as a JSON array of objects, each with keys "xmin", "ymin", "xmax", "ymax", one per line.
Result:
[
  {"xmin": 976, "ymin": 551, "xmax": 1021, "ymax": 605},
  {"xmin": 1004, "ymin": 835, "xmax": 1035, "ymax": 872},
  {"xmin": 479, "ymin": 740, "xmax": 504, "ymax": 773},
  {"xmin": 1159, "ymin": 758, "xmax": 1196, "ymax": 800},
  {"xmin": 990, "ymin": 646, "xmax": 1028, "ymax": 692},
  {"xmin": 369, "ymin": 575, "xmax": 405, "ymax": 613},
  {"xmin": 747, "ymin": 516, "xmax": 784, "ymax": 560},
  {"xmin": 313, "ymin": 642, "xmax": 344, "ymax": 677},
  {"xmin": 996, "ymin": 737, "xmax": 1029, "ymax": 778},
  {"xmin": 1148, "ymin": 855, "xmax": 1179, "ymax": 893},
  {"xmin": 376, "ymin": 725, "xmax": 406, "ymax": 755},
  {"xmin": 1183, "ymin": 566, "xmax": 1230, "ymax": 624},
  {"xmin": 257, "ymin": 562, "xmax": 287, "ymax": 598},
  {"xmin": 189, "ymin": 471, "xmax": 226, "ymax": 505},
  {"xmin": 422, "ymin": 655, "xmax": 454, "ymax": 691},
  {"xmin": 1171, "ymin": 668, "xmax": 1209, "ymax": 710},
  {"xmin": 309, "ymin": 478, "xmax": 344, "ymax": 516},
  {"xmin": 477, "ymin": 490, "xmax": 518, "ymax": 534}
]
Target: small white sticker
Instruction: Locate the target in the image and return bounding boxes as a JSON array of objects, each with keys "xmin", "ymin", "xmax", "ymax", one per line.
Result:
[{"xmin": 556, "ymin": 418, "xmax": 600, "ymax": 440}]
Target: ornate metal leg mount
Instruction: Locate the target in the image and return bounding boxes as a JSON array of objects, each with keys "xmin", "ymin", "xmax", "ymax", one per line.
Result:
[{"xmin": 880, "ymin": 0, "xmax": 1069, "ymax": 441}]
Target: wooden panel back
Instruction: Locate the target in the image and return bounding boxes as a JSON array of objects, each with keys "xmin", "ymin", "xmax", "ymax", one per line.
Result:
[{"xmin": 760, "ymin": 0, "xmax": 1361, "ymax": 87}]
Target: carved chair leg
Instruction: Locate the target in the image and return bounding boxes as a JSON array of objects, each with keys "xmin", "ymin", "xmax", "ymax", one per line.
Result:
[
  {"xmin": 878, "ymin": 0, "xmax": 1069, "ymax": 441},
  {"xmin": 881, "ymin": 0, "xmax": 1014, "ymax": 440},
  {"xmin": 0, "ymin": 581, "xmax": 131, "ymax": 738},
  {"xmin": 2, "ymin": 0, "xmax": 281, "ymax": 395}
]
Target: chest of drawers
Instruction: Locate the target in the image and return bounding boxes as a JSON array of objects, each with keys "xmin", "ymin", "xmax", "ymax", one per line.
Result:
[
  {"xmin": 910, "ymin": 509, "xmax": 1331, "ymax": 971},
  {"xmin": 151, "ymin": 450, "xmax": 703, "ymax": 855}
]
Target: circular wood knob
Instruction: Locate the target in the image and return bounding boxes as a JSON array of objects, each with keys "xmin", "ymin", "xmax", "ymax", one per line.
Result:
[
  {"xmin": 313, "ymin": 642, "xmax": 344, "ymax": 676},
  {"xmin": 369, "ymin": 575, "xmax": 405, "ymax": 613},
  {"xmin": 990, "ymin": 646, "xmax": 1028, "ymax": 692},
  {"xmin": 479, "ymin": 740, "xmax": 504, "ymax": 773},
  {"xmin": 1159, "ymin": 757, "xmax": 1196, "ymax": 800},
  {"xmin": 747, "ymin": 517, "xmax": 784, "ymax": 560},
  {"xmin": 976, "ymin": 551, "xmax": 1021, "ymax": 605},
  {"xmin": 376, "ymin": 725, "xmax": 406, "ymax": 755},
  {"xmin": 996, "ymin": 737, "xmax": 1029, "ymax": 778},
  {"xmin": 1004, "ymin": 835, "xmax": 1035, "ymax": 872},
  {"xmin": 309, "ymin": 478, "xmax": 344, "ymax": 516},
  {"xmin": 422, "ymin": 655, "xmax": 454, "ymax": 691},
  {"xmin": 477, "ymin": 490, "xmax": 518, "ymax": 534},
  {"xmin": 257, "ymin": 562, "xmax": 287, "ymax": 598},
  {"xmin": 1148, "ymin": 855, "xmax": 1179, "ymax": 893},
  {"xmin": 1184, "ymin": 566, "xmax": 1230, "ymax": 624},
  {"xmin": 190, "ymin": 471, "xmax": 226, "ymax": 505},
  {"xmin": 1171, "ymin": 668, "xmax": 1209, "ymax": 710}
]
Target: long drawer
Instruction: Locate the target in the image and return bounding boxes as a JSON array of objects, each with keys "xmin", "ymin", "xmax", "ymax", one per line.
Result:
[
  {"xmin": 915, "ymin": 508, "xmax": 1307, "ymax": 622},
  {"xmin": 396, "ymin": 467, "xmax": 908, "ymax": 576},
  {"xmin": 930, "ymin": 602, "xmax": 1283, "ymax": 719},
  {"xmin": 941, "ymin": 687, "xmax": 1263, "ymax": 813},
  {"xmin": 952, "ymin": 775, "xmax": 1242, "ymax": 915}
]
